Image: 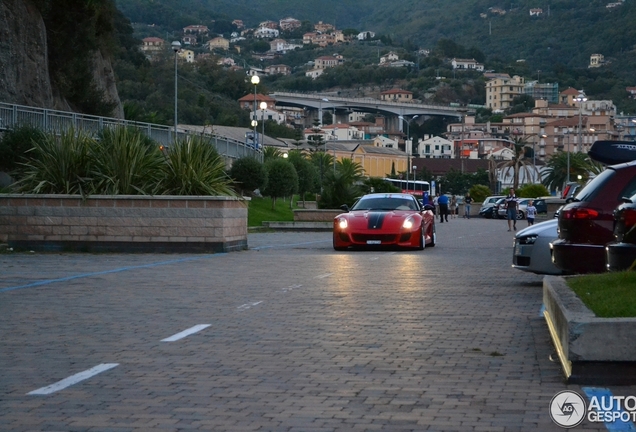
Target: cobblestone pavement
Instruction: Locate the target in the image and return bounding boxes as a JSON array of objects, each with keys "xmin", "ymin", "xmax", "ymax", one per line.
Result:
[{"xmin": 0, "ymin": 218, "xmax": 628, "ymax": 431}]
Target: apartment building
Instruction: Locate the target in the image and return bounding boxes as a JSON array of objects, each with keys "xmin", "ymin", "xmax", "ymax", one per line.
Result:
[{"xmin": 486, "ymin": 75, "xmax": 525, "ymax": 111}]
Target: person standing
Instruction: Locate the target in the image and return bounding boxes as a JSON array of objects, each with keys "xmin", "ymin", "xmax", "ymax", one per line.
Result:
[
  {"xmin": 504, "ymin": 188, "xmax": 520, "ymax": 231},
  {"xmin": 437, "ymin": 193, "xmax": 449, "ymax": 223},
  {"xmin": 433, "ymin": 193, "xmax": 440, "ymax": 216},
  {"xmin": 450, "ymin": 195, "xmax": 458, "ymax": 219},
  {"xmin": 526, "ymin": 200, "xmax": 537, "ymax": 226},
  {"xmin": 464, "ymin": 192, "xmax": 473, "ymax": 219}
]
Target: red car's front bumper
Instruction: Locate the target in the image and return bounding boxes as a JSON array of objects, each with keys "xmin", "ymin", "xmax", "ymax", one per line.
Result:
[{"xmin": 333, "ymin": 226, "xmax": 421, "ymax": 249}]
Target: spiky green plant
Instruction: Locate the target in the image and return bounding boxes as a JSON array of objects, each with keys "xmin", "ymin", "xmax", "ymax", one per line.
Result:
[
  {"xmin": 161, "ymin": 135, "xmax": 236, "ymax": 196},
  {"xmin": 91, "ymin": 127, "xmax": 165, "ymax": 195},
  {"xmin": 15, "ymin": 128, "xmax": 96, "ymax": 195}
]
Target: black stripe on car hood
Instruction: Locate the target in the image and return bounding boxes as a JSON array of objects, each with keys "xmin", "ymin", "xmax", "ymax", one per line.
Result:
[{"xmin": 367, "ymin": 212, "xmax": 386, "ymax": 229}]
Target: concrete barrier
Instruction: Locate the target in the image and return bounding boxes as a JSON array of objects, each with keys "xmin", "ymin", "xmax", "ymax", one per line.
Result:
[
  {"xmin": 543, "ymin": 276, "xmax": 636, "ymax": 384},
  {"xmin": 0, "ymin": 194, "xmax": 248, "ymax": 253},
  {"xmin": 293, "ymin": 209, "xmax": 342, "ymax": 222}
]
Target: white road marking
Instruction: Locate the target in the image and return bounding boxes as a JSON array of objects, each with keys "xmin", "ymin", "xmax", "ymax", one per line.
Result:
[
  {"xmin": 369, "ymin": 257, "xmax": 379, "ymax": 260},
  {"xmin": 161, "ymin": 324, "xmax": 211, "ymax": 342},
  {"xmin": 281, "ymin": 284, "xmax": 303, "ymax": 293},
  {"xmin": 314, "ymin": 273, "xmax": 333, "ymax": 279},
  {"xmin": 27, "ymin": 363, "xmax": 119, "ymax": 395},
  {"xmin": 237, "ymin": 301, "xmax": 263, "ymax": 311}
]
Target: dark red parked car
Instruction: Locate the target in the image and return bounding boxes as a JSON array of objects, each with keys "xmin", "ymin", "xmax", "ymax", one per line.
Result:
[
  {"xmin": 551, "ymin": 161, "xmax": 636, "ymax": 273},
  {"xmin": 606, "ymin": 194, "xmax": 636, "ymax": 271}
]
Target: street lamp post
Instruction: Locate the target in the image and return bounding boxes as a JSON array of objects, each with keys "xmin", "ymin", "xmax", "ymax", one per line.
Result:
[
  {"xmin": 565, "ymin": 130, "xmax": 571, "ymax": 185},
  {"xmin": 398, "ymin": 115, "xmax": 419, "ymax": 187},
  {"xmin": 575, "ymin": 92, "xmax": 587, "ymax": 152},
  {"xmin": 251, "ymin": 75, "xmax": 260, "ymax": 148},
  {"xmin": 171, "ymin": 41, "xmax": 181, "ymax": 142},
  {"xmin": 260, "ymin": 101, "xmax": 267, "ymax": 147}
]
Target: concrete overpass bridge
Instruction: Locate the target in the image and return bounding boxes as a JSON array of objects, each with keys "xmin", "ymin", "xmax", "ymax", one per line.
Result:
[{"xmin": 270, "ymin": 91, "xmax": 467, "ymax": 131}]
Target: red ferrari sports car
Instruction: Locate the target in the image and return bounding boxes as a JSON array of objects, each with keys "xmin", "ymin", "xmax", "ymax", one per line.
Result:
[{"xmin": 333, "ymin": 193, "xmax": 436, "ymax": 250}]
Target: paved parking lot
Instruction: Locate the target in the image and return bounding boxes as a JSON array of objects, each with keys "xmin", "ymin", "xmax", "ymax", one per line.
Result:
[{"xmin": 0, "ymin": 218, "xmax": 627, "ymax": 431}]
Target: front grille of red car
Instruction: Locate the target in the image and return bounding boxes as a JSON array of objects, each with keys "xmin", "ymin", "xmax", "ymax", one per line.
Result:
[
  {"xmin": 338, "ymin": 232, "xmax": 350, "ymax": 242},
  {"xmin": 351, "ymin": 234, "xmax": 397, "ymax": 243}
]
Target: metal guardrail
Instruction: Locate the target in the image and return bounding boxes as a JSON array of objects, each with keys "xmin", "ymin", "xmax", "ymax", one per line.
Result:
[{"xmin": 0, "ymin": 102, "xmax": 262, "ymax": 162}]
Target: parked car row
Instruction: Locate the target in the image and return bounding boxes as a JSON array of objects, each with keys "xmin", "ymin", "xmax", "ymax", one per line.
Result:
[
  {"xmin": 479, "ymin": 196, "xmax": 548, "ymax": 220},
  {"xmin": 514, "ymin": 140, "xmax": 636, "ymax": 275}
]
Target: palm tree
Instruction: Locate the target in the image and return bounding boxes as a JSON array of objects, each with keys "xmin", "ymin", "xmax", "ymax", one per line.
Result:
[
  {"xmin": 263, "ymin": 146, "xmax": 283, "ymax": 161},
  {"xmin": 498, "ymin": 136, "xmax": 538, "ymax": 190},
  {"xmin": 541, "ymin": 152, "xmax": 593, "ymax": 192}
]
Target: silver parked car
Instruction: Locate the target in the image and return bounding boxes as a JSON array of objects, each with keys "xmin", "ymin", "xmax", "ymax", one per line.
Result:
[{"xmin": 512, "ymin": 219, "xmax": 564, "ymax": 275}]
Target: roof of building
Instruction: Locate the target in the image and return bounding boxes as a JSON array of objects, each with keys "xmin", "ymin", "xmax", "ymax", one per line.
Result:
[
  {"xmin": 561, "ymin": 87, "xmax": 581, "ymax": 95},
  {"xmin": 238, "ymin": 93, "xmax": 277, "ymax": 103},
  {"xmin": 380, "ymin": 88, "xmax": 413, "ymax": 95},
  {"xmin": 143, "ymin": 37, "xmax": 164, "ymax": 42}
]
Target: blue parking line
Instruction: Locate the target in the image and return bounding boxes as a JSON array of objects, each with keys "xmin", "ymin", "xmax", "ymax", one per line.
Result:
[
  {"xmin": 0, "ymin": 255, "xmax": 223, "ymax": 293},
  {"xmin": 582, "ymin": 387, "xmax": 636, "ymax": 431}
]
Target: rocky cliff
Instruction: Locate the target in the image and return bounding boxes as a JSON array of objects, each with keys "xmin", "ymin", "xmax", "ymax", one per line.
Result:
[{"xmin": 0, "ymin": 0, "xmax": 123, "ymax": 118}]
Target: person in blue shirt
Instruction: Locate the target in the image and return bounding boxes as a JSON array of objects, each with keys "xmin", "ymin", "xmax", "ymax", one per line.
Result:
[{"xmin": 437, "ymin": 193, "xmax": 449, "ymax": 222}]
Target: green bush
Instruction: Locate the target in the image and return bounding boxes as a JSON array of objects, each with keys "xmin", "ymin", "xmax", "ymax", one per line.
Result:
[
  {"xmin": 468, "ymin": 184, "xmax": 492, "ymax": 203},
  {"xmin": 161, "ymin": 135, "xmax": 236, "ymax": 196},
  {"xmin": 517, "ymin": 183, "xmax": 550, "ymax": 198},
  {"xmin": 15, "ymin": 128, "xmax": 96, "ymax": 195},
  {"xmin": 229, "ymin": 157, "xmax": 268, "ymax": 196},
  {"xmin": 13, "ymin": 126, "xmax": 236, "ymax": 197},
  {"xmin": 0, "ymin": 126, "xmax": 46, "ymax": 173},
  {"xmin": 92, "ymin": 126, "xmax": 165, "ymax": 195}
]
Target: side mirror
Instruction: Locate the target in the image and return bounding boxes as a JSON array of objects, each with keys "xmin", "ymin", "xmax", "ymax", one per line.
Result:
[
  {"xmin": 565, "ymin": 197, "xmax": 573, "ymax": 204},
  {"xmin": 621, "ymin": 196, "xmax": 633, "ymax": 204},
  {"xmin": 339, "ymin": 204, "xmax": 349, "ymax": 212},
  {"xmin": 424, "ymin": 204, "xmax": 436, "ymax": 214}
]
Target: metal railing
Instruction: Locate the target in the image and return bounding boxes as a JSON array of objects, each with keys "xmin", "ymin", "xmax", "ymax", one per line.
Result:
[{"xmin": 0, "ymin": 102, "xmax": 262, "ymax": 162}]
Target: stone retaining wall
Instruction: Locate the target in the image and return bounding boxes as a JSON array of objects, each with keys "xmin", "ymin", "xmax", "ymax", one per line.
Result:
[
  {"xmin": 543, "ymin": 276, "xmax": 636, "ymax": 384},
  {"xmin": 0, "ymin": 194, "xmax": 248, "ymax": 253},
  {"xmin": 293, "ymin": 209, "xmax": 342, "ymax": 222}
]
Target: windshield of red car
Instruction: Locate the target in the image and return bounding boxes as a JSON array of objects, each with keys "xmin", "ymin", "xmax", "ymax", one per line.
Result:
[{"xmin": 351, "ymin": 197, "xmax": 418, "ymax": 211}]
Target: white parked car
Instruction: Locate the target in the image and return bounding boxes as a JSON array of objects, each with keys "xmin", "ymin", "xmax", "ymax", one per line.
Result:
[{"xmin": 512, "ymin": 219, "xmax": 564, "ymax": 275}]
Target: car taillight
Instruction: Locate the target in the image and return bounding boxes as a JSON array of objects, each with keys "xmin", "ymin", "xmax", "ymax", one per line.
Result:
[
  {"xmin": 622, "ymin": 209, "xmax": 636, "ymax": 228},
  {"xmin": 561, "ymin": 207, "xmax": 599, "ymax": 220}
]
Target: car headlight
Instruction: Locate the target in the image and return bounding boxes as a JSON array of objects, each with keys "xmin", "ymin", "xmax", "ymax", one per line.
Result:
[
  {"xmin": 518, "ymin": 235, "xmax": 538, "ymax": 245},
  {"xmin": 337, "ymin": 217, "xmax": 348, "ymax": 229},
  {"xmin": 402, "ymin": 217, "xmax": 414, "ymax": 230}
]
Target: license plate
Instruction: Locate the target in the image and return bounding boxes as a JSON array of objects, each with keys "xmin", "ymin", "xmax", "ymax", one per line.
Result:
[{"xmin": 367, "ymin": 240, "xmax": 382, "ymax": 245}]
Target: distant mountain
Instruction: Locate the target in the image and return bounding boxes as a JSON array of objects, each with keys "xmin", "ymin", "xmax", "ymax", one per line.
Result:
[{"xmin": 115, "ymin": 0, "xmax": 636, "ymax": 73}]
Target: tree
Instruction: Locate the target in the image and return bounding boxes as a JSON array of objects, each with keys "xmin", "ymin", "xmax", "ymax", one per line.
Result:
[
  {"xmin": 468, "ymin": 184, "xmax": 492, "ymax": 203},
  {"xmin": 263, "ymin": 159, "xmax": 298, "ymax": 209},
  {"xmin": 229, "ymin": 157, "xmax": 267, "ymax": 196},
  {"xmin": 287, "ymin": 152, "xmax": 318, "ymax": 206},
  {"xmin": 361, "ymin": 177, "xmax": 400, "ymax": 194},
  {"xmin": 541, "ymin": 152, "xmax": 592, "ymax": 193},
  {"xmin": 319, "ymin": 158, "xmax": 364, "ymax": 209},
  {"xmin": 263, "ymin": 146, "xmax": 282, "ymax": 162},
  {"xmin": 498, "ymin": 137, "xmax": 539, "ymax": 190}
]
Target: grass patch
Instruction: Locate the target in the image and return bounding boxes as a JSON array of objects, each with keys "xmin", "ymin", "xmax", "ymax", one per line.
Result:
[
  {"xmin": 247, "ymin": 196, "xmax": 297, "ymax": 227},
  {"xmin": 568, "ymin": 271, "xmax": 636, "ymax": 318}
]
